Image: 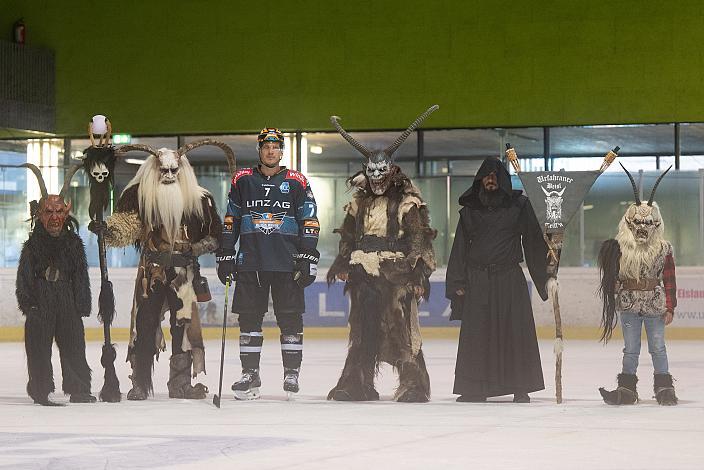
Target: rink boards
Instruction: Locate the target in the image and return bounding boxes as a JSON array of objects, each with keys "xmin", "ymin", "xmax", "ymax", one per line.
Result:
[{"xmin": 0, "ymin": 267, "xmax": 703, "ymax": 339}]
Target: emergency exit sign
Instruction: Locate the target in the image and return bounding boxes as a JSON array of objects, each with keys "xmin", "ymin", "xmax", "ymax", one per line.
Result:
[{"xmin": 113, "ymin": 134, "xmax": 132, "ymax": 144}]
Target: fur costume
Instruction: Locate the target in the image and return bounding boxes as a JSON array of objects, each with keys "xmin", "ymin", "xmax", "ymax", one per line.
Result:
[
  {"xmin": 103, "ymin": 143, "xmax": 230, "ymax": 400},
  {"xmin": 15, "ymin": 164, "xmax": 94, "ymax": 406},
  {"xmin": 598, "ymin": 165, "xmax": 678, "ymax": 405},
  {"xmin": 327, "ymin": 106, "xmax": 438, "ymax": 402}
]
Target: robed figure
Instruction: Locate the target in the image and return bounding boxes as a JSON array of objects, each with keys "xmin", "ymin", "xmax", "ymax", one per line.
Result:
[{"xmin": 446, "ymin": 157, "xmax": 549, "ymax": 402}]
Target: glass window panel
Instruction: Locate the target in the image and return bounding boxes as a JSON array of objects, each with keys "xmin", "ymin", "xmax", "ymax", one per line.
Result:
[
  {"xmin": 678, "ymin": 123, "xmax": 704, "ymax": 170},
  {"xmin": 551, "ymin": 124, "xmax": 674, "ymax": 157}
]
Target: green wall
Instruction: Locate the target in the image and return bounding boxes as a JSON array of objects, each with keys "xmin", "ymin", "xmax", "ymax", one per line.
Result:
[{"xmin": 3, "ymin": 0, "xmax": 704, "ymax": 135}]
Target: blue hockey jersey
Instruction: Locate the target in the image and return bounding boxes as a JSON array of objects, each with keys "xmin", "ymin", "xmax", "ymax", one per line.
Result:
[{"xmin": 221, "ymin": 166, "xmax": 319, "ymax": 272}]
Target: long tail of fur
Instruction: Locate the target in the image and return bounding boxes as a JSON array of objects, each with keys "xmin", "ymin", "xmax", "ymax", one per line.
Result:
[
  {"xmin": 598, "ymin": 239, "xmax": 621, "ymax": 343},
  {"xmin": 98, "ymin": 279, "xmax": 116, "ymax": 326}
]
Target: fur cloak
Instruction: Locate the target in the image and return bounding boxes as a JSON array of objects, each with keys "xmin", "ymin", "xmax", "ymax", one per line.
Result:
[
  {"xmin": 327, "ymin": 169, "xmax": 436, "ymax": 402},
  {"xmin": 16, "ymin": 223, "xmax": 92, "ymax": 400}
]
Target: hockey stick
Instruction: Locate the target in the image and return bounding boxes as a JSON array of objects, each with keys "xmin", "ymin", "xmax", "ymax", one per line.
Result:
[{"xmin": 213, "ymin": 276, "xmax": 231, "ymax": 408}]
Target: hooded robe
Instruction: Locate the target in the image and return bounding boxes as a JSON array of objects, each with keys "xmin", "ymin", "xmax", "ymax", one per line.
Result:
[{"xmin": 445, "ymin": 157, "xmax": 549, "ymax": 398}]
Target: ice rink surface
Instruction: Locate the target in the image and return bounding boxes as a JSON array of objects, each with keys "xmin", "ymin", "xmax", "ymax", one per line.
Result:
[{"xmin": 1, "ymin": 337, "xmax": 702, "ymax": 470}]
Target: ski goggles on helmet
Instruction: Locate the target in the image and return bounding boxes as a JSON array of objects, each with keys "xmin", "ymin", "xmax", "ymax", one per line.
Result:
[{"xmin": 257, "ymin": 128, "xmax": 284, "ymax": 148}]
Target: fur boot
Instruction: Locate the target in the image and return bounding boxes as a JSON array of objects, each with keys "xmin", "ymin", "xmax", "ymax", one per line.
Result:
[
  {"xmin": 654, "ymin": 373, "xmax": 678, "ymax": 406},
  {"xmin": 599, "ymin": 373, "xmax": 638, "ymax": 405},
  {"xmin": 127, "ymin": 374, "xmax": 148, "ymax": 401},
  {"xmin": 393, "ymin": 351, "xmax": 430, "ymax": 403},
  {"xmin": 167, "ymin": 353, "xmax": 208, "ymax": 399}
]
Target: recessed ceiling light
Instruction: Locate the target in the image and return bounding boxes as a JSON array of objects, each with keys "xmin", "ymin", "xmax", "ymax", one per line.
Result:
[{"xmin": 309, "ymin": 145, "xmax": 323, "ymax": 154}]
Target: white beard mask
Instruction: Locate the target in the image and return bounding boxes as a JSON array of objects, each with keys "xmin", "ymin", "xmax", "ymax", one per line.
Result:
[{"xmin": 158, "ymin": 148, "xmax": 180, "ymax": 184}]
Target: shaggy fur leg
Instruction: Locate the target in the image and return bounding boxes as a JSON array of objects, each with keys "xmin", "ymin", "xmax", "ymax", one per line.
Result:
[
  {"xmin": 55, "ymin": 309, "xmax": 93, "ymax": 401},
  {"xmin": 599, "ymin": 373, "xmax": 638, "ymax": 405},
  {"xmin": 394, "ymin": 350, "xmax": 431, "ymax": 403},
  {"xmin": 130, "ymin": 286, "xmax": 165, "ymax": 399},
  {"xmin": 328, "ymin": 346, "xmax": 376, "ymax": 401},
  {"xmin": 167, "ymin": 353, "xmax": 208, "ymax": 399},
  {"xmin": 24, "ymin": 313, "xmax": 55, "ymax": 404},
  {"xmin": 654, "ymin": 374, "xmax": 678, "ymax": 406},
  {"xmin": 126, "ymin": 373, "xmax": 148, "ymax": 401}
]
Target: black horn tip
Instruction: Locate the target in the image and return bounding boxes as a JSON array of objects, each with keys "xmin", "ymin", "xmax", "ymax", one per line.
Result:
[{"xmin": 613, "ymin": 146, "xmax": 620, "ymax": 153}]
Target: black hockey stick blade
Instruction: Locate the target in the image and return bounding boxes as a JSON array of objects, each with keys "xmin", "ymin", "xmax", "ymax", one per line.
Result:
[{"xmin": 213, "ymin": 393, "xmax": 221, "ymax": 408}]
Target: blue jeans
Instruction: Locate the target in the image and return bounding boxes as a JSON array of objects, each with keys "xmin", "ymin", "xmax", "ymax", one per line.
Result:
[{"xmin": 620, "ymin": 311, "xmax": 669, "ymax": 375}]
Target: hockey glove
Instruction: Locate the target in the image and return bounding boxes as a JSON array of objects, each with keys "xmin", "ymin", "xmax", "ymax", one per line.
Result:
[
  {"xmin": 292, "ymin": 249, "xmax": 320, "ymax": 288},
  {"xmin": 216, "ymin": 253, "xmax": 237, "ymax": 285}
]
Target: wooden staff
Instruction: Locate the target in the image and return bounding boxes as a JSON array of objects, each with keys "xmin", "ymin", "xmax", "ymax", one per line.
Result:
[{"xmin": 507, "ymin": 143, "xmax": 563, "ymax": 404}]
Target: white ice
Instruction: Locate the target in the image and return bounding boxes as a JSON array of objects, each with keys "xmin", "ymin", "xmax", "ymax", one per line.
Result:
[{"xmin": 1, "ymin": 338, "xmax": 703, "ymax": 469}]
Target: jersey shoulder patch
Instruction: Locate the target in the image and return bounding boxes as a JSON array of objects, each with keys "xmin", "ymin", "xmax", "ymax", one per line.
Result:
[
  {"xmin": 285, "ymin": 169, "xmax": 308, "ymax": 189},
  {"xmin": 232, "ymin": 168, "xmax": 253, "ymax": 185}
]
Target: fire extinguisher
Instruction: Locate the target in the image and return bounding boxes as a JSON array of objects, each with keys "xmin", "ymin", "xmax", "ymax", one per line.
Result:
[{"xmin": 13, "ymin": 18, "xmax": 25, "ymax": 45}]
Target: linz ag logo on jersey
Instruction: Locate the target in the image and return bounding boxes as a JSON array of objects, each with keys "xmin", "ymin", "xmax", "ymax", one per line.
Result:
[{"xmin": 246, "ymin": 199, "xmax": 291, "ymax": 209}]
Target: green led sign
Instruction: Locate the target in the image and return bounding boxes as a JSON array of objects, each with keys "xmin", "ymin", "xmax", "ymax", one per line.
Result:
[{"xmin": 113, "ymin": 134, "xmax": 132, "ymax": 144}]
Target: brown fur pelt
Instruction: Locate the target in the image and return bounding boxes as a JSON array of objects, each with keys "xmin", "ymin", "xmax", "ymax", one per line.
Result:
[{"xmin": 328, "ymin": 167, "xmax": 434, "ymax": 402}]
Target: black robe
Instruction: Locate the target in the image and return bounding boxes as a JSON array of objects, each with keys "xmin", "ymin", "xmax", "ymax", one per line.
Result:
[{"xmin": 446, "ymin": 158, "xmax": 549, "ymax": 398}]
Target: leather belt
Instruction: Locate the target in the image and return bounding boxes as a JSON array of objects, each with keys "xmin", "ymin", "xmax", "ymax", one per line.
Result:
[
  {"xmin": 144, "ymin": 250, "xmax": 193, "ymax": 268},
  {"xmin": 356, "ymin": 235, "xmax": 408, "ymax": 253},
  {"xmin": 468, "ymin": 262, "xmax": 519, "ymax": 274},
  {"xmin": 622, "ymin": 278, "xmax": 660, "ymax": 290}
]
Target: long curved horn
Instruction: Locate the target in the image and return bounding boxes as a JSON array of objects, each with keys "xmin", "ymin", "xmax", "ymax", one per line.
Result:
[
  {"xmin": 59, "ymin": 164, "xmax": 84, "ymax": 199},
  {"xmin": 116, "ymin": 144, "xmax": 159, "ymax": 158},
  {"xmin": 177, "ymin": 139, "xmax": 236, "ymax": 176},
  {"xmin": 330, "ymin": 115, "xmax": 372, "ymax": 158},
  {"xmin": 384, "ymin": 104, "xmax": 439, "ymax": 158},
  {"xmin": 619, "ymin": 162, "xmax": 641, "ymax": 205},
  {"xmin": 647, "ymin": 165, "xmax": 672, "ymax": 206},
  {"xmin": 20, "ymin": 163, "xmax": 48, "ymax": 199}
]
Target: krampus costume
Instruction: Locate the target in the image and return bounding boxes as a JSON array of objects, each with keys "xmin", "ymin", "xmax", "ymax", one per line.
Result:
[
  {"xmin": 16, "ymin": 164, "xmax": 96, "ymax": 406},
  {"xmin": 598, "ymin": 164, "xmax": 678, "ymax": 406},
  {"xmin": 326, "ymin": 105, "xmax": 438, "ymax": 402},
  {"xmin": 98, "ymin": 140, "xmax": 233, "ymax": 400}
]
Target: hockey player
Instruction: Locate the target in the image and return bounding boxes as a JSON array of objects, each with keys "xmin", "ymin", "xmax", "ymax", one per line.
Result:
[
  {"xmin": 216, "ymin": 128, "xmax": 320, "ymax": 399},
  {"xmin": 598, "ymin": 164, "xmax": 678, "ymax": 406}
]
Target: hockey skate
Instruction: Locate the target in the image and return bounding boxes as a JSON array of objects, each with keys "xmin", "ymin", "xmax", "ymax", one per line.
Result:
[
  {"xmin": 283, "ymin": 368, "xmax": 300, "ymax": 400},
  {"xmin": 232, "ymin": 368, "xmax": 261, "ymax": 400}
]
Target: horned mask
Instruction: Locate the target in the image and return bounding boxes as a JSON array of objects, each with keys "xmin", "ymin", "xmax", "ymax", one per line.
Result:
[
  {"xmin": 23, "ymin": 163, "xmax": 81, "ymax": 237},
  {"xmin": 331, "ymin": 105, "xmax": 439, "ymax": 195},
  {"xmin": 117, "ymin": 139, "xmax": 236, "ymax": 185},
  {"xmin": 620, "ymin": 163, "xmax": 670, "ymax": 244}
]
